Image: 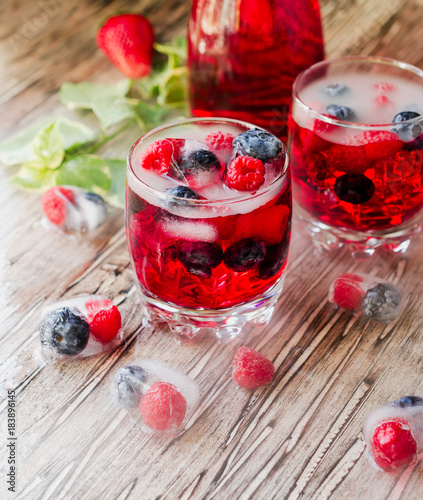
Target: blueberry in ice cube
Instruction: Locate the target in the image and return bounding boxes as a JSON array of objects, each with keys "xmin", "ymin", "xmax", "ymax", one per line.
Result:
[
  {"xmin": 324, "ymin": 104, "xmax": 355, "ymax": 121},
  {"xmin": 178, "ymin": 241, "xmax": 223, "ymax": 278},
  {"xmin": 390, "ymin": 396, "xmax": 423, "ymax": 408},
  {"xmin": 392, "ymin": 111, "xmax": 423, "ymax": 142},
  {"xmin": 322, "ymin": 83, "xmax": 349, "ymax": 96},
  {"xmin": 114, "ymin": 365, "xmax": 148, "ymax": 409},
  {"xmin": 224, "ymin": 238, "xmax": 266, "ymax": 272},
  {"xmin": 362, "ymin": 282, "xmax": 402, "ymax": 322},
  {"xmin": 179, "ymin": 149, "xmax": 221, "ymax": 178},
  {"xmin": 40, "ymin": 307, "xmax": 90, "ymax": 356},
  {"xmin": 233, "ymin": 129, "xmax": 282, "ymax": 161},
  {"xmin": 334, "ymin": 173, "xmax": 375, "ymax": 204},
  {"xmin": 162, "ymin": 186, "xmax": 201, "ymax": 208}
]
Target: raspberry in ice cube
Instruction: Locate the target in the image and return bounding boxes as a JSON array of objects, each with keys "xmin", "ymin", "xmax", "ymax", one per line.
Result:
[{"xmin": 232, "ymin": 347, "xmax": 275, "ymax": 389}]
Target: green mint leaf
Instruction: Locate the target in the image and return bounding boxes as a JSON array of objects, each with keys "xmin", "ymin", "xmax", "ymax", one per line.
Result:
[
  {"xmin": 157, "ymin": 67, "xmax": 188, "ymax": 106},
  {"xmin": 56, "ymin": 154, "xmax": 111, "ymax": 194},
  {"xmin": 56, "ymin": 117, "xmax": 98, "ymax": 151},
  {"xmin": 11, "ymin": 163, "xmax": 56, "ymax": 190},
  {"xmin": 0, "ymin": 119, "xmax": 50, "ymax": 166},
  {"xmin": 33, "ymin": 122, "xmax": 64, "ymax": 169},
  {"xmin": 60, "ymin": 80, "xmax": 134, "ymax": 129},
  {"xmin": 104, "ymin": 158, "xmax": 127, "ymax": 208},
  {"xmin": 133, "ymin": 102, "xmax": 167, "ymax": 131}
]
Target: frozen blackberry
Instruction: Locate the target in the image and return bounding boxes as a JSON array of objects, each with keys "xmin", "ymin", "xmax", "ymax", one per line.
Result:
[
  {"xmin": 362, "ymin": 282, "xmax": 402, "ymax": 322},
  {"xmin": 392, "ymin": 111, "xmax": 423, "ymax": 142},
  {"xmin": 325, "ymin": 104, "xmax": 355, "ymax": 121},
  {"xmin": 162, "ymin": 186, "xmax": 201, "ymax": 208},
  {"xmin": 177, "ymin": 241, "xmax": 223, "ymax": 278},
  {"xmin": 114, "ymin": 365, "xmax": 148, "ymax": 409},
  {"xmin": 334, "ymin": 173, "xmax": 375, "ymax": 204},
  {"xmin": 233, "ymin": 129, "xmax": 282, "ymax": 161},
  {"xmin": 224, "ymin": 238, "xmax": 266, "ymax": 272},
  {"xmin": 390, "ymin": 396, "xmax": 423, "ymax": 408},
  {"xmin": 322, "ymin": 83, "xmax": 349, "ymax": 96},
  {"xmin": 40, "ymin": 307, "xmax": 90, "ymax": 356}
]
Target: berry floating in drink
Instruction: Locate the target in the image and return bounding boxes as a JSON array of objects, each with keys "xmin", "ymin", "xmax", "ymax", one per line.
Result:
[
  {"xmin": 363, "ymin": 396, "xmax": 423, "ymax": 471},
  {"xmin": 39, "ymin": 295, "xmax": 122, "ymax": 361},
  {"xmin": 328, "ymin": 273, "xmax": 402, "ymax": 322},
  {"xmin": 41, "ymin": 186, "xmax": 108, "ymax": 234},
  {"xmin": 111, "ymin": 360, "xmax": 200, "ymax": 435}
]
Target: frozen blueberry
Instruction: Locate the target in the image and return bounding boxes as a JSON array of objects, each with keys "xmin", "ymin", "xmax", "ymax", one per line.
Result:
[
  {"xmin": 392, "ymin": 111, "xmax": 423, "ymax": 142},
  {"xmin": 224, "ymin": 238, "xmax": 266, "ymax": 272},
  {"xmin": 233, "ymin": 129, "xmax": 282, "ymax": 161},
  {"xmin": 324, "ymin": 104, "xmax": 355, "ymax": 121},
  {"xmin": 178, "ymin": 241, "xmax": 223, "ymax": 278},
  {"xmin": 390, "ymin": 396, "xmax": 423, "ymax": 408},
  {"xmin": 362, "ymin": 283, "xmax": 402, "ymax": 322},
  {"xmin": 114, "ymin": 365, "xmax": 148, "ymax": 409},
  {"xmin": 162, "ymin": 186, "xmax": 201, "ymax": 208},
  {"xmin": 179, "ymin": 149, "xmax": 221, "ymax": 179},
  {"xmin": 322, "ymin": 83, "xmax": 349, "ymax": 96},
  {"xmin": 334, "ymin": 173, "xmax": 375, "ymax": 204},
  {"xmin": 257, "ymin": 225, "xmax": 290, "ymax": 279},
  {"xmin": 40, "ymin": 307, "xmax": 90, "ymax": 356}
]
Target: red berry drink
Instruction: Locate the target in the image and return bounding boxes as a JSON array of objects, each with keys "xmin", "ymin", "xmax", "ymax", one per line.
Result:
[
  {"xmin": 188, "ymin": 0, "xmax": 324, "ymax": 141},
  {"xmin": 288, "ymin": 56, "xmax": 423, "ymax": 256},
  {"xmin": 126, "ymin": 119, "xmax": 291, "ymax": 341}
]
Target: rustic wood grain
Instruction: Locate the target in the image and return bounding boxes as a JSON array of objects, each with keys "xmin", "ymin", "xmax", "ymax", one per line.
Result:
[{"xmin": 1, "ymin": 1, "xmax": 423, "ymax": 499}]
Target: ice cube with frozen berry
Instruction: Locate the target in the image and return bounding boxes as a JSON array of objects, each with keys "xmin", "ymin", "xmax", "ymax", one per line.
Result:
[
  {"xmin": 328, "ymin": 273, "xmax": 402, "ymax": 322},
  {"xmin": 111, "ymin": 359, "xmax": 200, "ymax": 435},
  {"xmin": 39, "ymin": 295, "xmax": 122, "ymax": 361}
]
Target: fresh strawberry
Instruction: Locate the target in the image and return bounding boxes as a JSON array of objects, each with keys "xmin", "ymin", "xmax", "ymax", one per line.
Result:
[
  {"xmin": 225, "ymin": 156, "xmax": 265, "ymax": 190},
  {"xmin": 96, "ymin": 14, "xmax": 154, "ymax": 79},
  {"xmin": 371, "ymin": 419, "xmax": 417, "ymax": 471},
  {"xmin": 41, "ymin": 186, "xmax": 75, "ymax": 226},
  {"xmin": 139, "ymin": 382, "xmax": 187, "ymax": 431},
  {"xmin": 232, "ymin": 347, "xmax": 274, "ymax": 389}
]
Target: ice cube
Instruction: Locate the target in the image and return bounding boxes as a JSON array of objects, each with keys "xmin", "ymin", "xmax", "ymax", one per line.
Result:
[
  {"xmin": 111, "ymin": 359, "xmax": 200, "ymax": 435},
  {"xmin": 328, "ymin": 273, "xmax": 402, "ymax": 322},
  {"xmin": 363, "ymin": 396, "xmax": 423, "ymax": 471},
  {"xmin": 41, "ymin": 185, "xmax": 108, "ymax": 234},
  {"xmin": 39, "ymin": 295, "xmax": 122, "ymax": 362},
  {"xmin": 161, "ymin": 216, "xmax": 218, "ymax": 243}
]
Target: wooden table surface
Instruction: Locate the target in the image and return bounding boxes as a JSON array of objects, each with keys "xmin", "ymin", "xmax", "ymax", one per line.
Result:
[{"xmin": 1, "ymin": 1, "xmax": 423, "ymax": 499}]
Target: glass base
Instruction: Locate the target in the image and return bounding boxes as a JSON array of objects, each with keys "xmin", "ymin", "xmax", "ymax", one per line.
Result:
[
  {"xmin": 136, "ymin": 278, "xmax": 285, "ymax": 344},
  {"xmin": 298, "ymin": 207, "xmax": 422, "ymax": 259}
]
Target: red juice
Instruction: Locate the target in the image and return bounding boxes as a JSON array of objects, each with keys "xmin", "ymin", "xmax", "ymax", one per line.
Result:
[
  {"xmin": 187, "ymin": 0, "xmax": 324, "ymax": 141},
  {"xmin": 126, "ymin": 120, "xmax": 291, "ymax": 310}
]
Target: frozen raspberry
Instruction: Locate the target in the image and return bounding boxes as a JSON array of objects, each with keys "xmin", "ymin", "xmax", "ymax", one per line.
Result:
[
  {"xmin": 205, "ymin": 131, "xmax": 234, "ymax": 152},
  {"xmin": 41, "ymin": 187, "xmax": 75, "ymax": 225},
  {"xmin": 226, "ymin": 156, "xmax": 265, "ymax": 191},
  {"xmin": 139, "ymin": 382, "xmax": 187, "ymax": 431},
  {"xmin": 374, "ymin": 82, "xmax": 396, "ymax": 93},
  {"xmin": 373, "ymin": 94, "xmax": 393, "ymax": 107},
  {"xmin": 232, "ymin": 347, "xmax": 275, "ymax": 389},
  {"xmin": 331, "ymin": 274, "xmax": 365, "ymax": 311},
  {"xmin": 348, "ymin": 131, "xmax": 403, "ymax": 160},
  {"xmin": 371, "ymin": 419, "xmax": 417, "ymax": 471},
  {"xmin": 327, "ymin": 144, "xmax": 372, "ymax": 174},
  {"xmin": 88, "ymin": 304, "xmax": 122, "ymax": 344},
  {"xmin": 313, "ymin": 113, "xmax": 338, "ymax": 134},
  {"xmin": 140, "ymin": 139, "xmax": 174, "ymax": 175}
]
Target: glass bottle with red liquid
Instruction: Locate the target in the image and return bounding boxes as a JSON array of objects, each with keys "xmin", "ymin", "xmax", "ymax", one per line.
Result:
[{"xmin": 187, "ymin": 0, "xmax": 325, "ymax": 141}]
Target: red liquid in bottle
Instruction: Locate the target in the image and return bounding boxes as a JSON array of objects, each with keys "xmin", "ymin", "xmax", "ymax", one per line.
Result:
[{"xmin": 188, "ymin": 0, "xmax": 325, "ymax": 141}]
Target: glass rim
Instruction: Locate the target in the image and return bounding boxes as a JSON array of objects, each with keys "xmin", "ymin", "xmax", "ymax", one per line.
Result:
[
  {"xmin": 127, "ymin": 117, "xmax": 290, "ymax": 207},
  {"xmin": 292, "ymin": 55, "xmax": 423, "ymax": 129}
]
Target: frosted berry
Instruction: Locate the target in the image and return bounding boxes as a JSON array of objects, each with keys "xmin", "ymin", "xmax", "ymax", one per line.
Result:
[
  {"xmin": 224, "ymin": 238, "xmax": 266, "ymax": 272},
  {"xmin": 232, "ymin": 347, "xmax": 275, "ymax": 389},
  {"xmin": 89, "ymin": 305, "xmax": 122, "ymax": 344},
  {"xmin": 177, "ymin": 241, "xmax": 223, "ymax": 278},
  {"xmin": 115, "ymin": 365, "xmax": 148, "ymax": 409},
  {"xmin": 390, "ymin": 396, "xmax": 423, "ymax": 408},
  {"xmin": 371, "ymin": 419, "xmax": 417, "ymax": 471},
  {"xmin": 139, "ymin": 382, "xmax": 187, "ymax": 431},
  {"xmin": 332, "ymin": 274, "xmax": 365, "ymax": 311},
  {"xmin": 163, "ymin": 186, "xmax": 201, "ymax": 208},
  {"xmin": 334, "ymin": 173, "xmax": 375, "ymax": 204},
  {"xmin": 233, "ymin": 129, "xmax": 282, "ymax": 160},
  {"xmin": 392, "ymin": 111, "xmax": 422, "ymax": 142},
  {"xmin": 140, "ymin": 139, "xmax": 174, "ymax": 175},
  {"xmin": 41, "ymin": 187, "xmax": 75, "ymax": 225},
  {"xmin": 324, "ymin": 104, "xmax": 355, "ymax": 121},
  {"xmin": 179, "ymin": 149, "xmax": 221, "ymax": 178},
  {"xmin": 362, "ymin": 283, "xmax": 402, "ymax": 322},
  {"xmin": 40, "ymin": 307, "xmax": 90, "ymax": 356},
  {"xmin": 226, "ymin": 156, "xmax": 265, "ymax": 191},
  {"xmin": 205, "ymin": 131, "xmax": 234, "ymax": 152},
  {"xmin": 323, "ymin": 83, "xmax": 349, "ymax": 96}
]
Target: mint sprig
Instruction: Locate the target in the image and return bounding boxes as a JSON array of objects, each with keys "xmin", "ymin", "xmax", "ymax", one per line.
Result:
[{"xmin": 0, "ymin": 37, "xmax": 188, "ymax": 208}]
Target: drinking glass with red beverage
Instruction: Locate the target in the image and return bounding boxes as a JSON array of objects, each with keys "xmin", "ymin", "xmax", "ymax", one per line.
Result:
[
  {"xmin": 126, "ymin": 118, "xmax": 291, "ymax": 342},
  {"xmin": 288, "ymin": 56, "xmax": 423, "ymax": 257}
]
